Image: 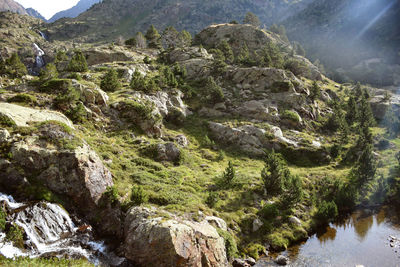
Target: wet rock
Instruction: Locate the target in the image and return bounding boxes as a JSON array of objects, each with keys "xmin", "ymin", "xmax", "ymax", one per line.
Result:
[
  {"xmin": 232, "ymin": 258, "xmax": 251, "ymax": 267},
  {"xmin": 275, "ymin": 255, "xmax": 289, "ymax": 265},
  {"xmin": 245, "ymin": 257, "xmax": 256, "ymax": 266},
  {"xmin": 124, "ymin": 206, "xmax": 228, "ymax": 267}
]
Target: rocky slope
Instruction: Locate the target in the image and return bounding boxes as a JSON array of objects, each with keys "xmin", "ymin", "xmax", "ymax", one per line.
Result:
[
  {"xmin": 0, "ymin": 10, "xmax": 398, "ymax": 267},
  {"xmin": 48, "ymin": 0, "xmax": 101, "ymax": 23},
  {"xmin": 0, "ymin": 0, "xmax": 26, "ymax": 15}
]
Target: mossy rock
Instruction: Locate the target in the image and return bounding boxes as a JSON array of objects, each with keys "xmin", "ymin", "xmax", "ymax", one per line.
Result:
[
  {"xmin": 0, "ymin": 113, "xmax": 16, "ymax": 127},
  {"xmin": 7, "ymin": 93, "xmax": 38, "ymax": 106},
  {"xmin": 40, "ymin": 79, "xmax": 72, "ymax": 93},
  {"xmin": 271, "ymin": 81, "xmax": 294, "ymax": 93}
]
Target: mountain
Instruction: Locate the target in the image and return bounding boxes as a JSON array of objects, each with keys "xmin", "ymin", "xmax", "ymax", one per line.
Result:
[
  {"xmin": 46, "ymin": 0, "xmax": 313, "ymax": 42},
  {"xmin": 26, "ymin": 7, "xmax": 46, "ymax": 21},
  {"xmin": 282, "ymin": 0, "xmax": 400, "ymax": 86},
  {"xmin": 0, "ymin": 0, "xmax": 27, "ymax": 15},
  {"xmin": 48, "ymin": 0, "xmax": 101, "ymax": 23}
]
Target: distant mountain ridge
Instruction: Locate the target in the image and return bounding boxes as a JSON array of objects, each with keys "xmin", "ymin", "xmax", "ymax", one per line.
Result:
[
  {"xmin": 0, "ymin": 0, "xmax": 27, "ymax": 15},
  {"xmin": 48, "ymin": 0, "xmax": 101, "ymax": 23},
  {"xmin": 26, "ymin": 7, "xmax": 46, "ymax": 21},
  {"xmin": 46, "ymin": 0, "xmax": 313, "ymax": 42}
]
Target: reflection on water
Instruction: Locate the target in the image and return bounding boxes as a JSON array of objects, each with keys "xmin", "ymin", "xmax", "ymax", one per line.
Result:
[{"xmin": 257, "ymin": 207, "xmax": 400, "ymax": 267}]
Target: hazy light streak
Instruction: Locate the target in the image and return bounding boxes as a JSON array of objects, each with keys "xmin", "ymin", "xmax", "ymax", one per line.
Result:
[{"xmin": 355, "ymin": 0, "xmax": 396, "ymax": 40}]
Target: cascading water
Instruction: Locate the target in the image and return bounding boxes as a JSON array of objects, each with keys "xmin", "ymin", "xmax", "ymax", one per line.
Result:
[
  {"xmin": 38, "ymin": 31, "xmax": 48, "ymax": 41},
  {"xmin": 0, "ymin": 193, "xmax": 124, "ymax": 266},
  {"xmin": 32, "ymin": 43, "xmax": 45, "ymax": 71}
]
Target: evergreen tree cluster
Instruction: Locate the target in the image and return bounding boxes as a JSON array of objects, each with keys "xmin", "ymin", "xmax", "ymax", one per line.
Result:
[
  {"xmin": 0, "ymin": 53, "xmax": 27, "ymax": 78},
  {"xmin": 262, "ymin": 151, "xmax": 303, "ymax": 206}
]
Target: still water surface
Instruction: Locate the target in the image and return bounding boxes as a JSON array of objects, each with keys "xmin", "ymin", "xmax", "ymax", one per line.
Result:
[{"xmin": 256, "ymin": 207, "xmax": 400, "ymax": 267}]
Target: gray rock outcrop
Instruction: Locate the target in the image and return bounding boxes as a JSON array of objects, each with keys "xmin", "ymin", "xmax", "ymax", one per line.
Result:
[{"xmin": 124, "ymin": 206, "xmax": 228, "ymax": 267}]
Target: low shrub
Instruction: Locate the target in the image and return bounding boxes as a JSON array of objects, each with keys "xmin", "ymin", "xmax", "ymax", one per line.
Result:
[
  {"xmin": 7, "ymin": 93, "xmax": 38, "ymax": 105},
  {"xmin": 131, "ymin": 185, "xmax": 148, "ymax": 205}
]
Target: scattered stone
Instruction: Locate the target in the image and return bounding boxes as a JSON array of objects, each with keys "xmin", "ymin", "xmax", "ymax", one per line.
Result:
[
  {"xmin": 154, "ymin": 142, "xmax": 181, "ymax": 163},
  {"xmin": 0, "ymin": 129, "xmax": 10, "ymax": 143},
  {"xmin": 232, "ymin": 258, "xmax": 251, "ymax": 267},
  {"xmin": 275, "ymin": 255, "xmax": 289, "ymax": 265},
  {"xmin": 252, "ymin": 218, "xmax": 263, "ymax": 232},
  {"xmin": 205, "ymin": 216, "xmax": 228, "ymax": 231},
  {"xmin": 245, "ymin": 257, "xmax": 256, "ymax": 266},
  {"xmin": 175, "ymin": 134, "xmax": 188, "ymax": 147},
  {"xmin": 289, "ymin": 216, "xmax": 302, "ymax": 226}
]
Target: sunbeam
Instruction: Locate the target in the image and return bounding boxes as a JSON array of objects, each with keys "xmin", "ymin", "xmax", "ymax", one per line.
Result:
[{"xmin": 355, "ymin": 0, "xmax": 396, "ymax": 40}]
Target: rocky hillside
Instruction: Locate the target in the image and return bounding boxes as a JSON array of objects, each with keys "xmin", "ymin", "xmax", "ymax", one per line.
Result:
[
  {"xmin": 282, "ymin": 0, "xmax": 400, "ymax": 86},
  {"xmin": 46, "ymin": 0, "xmax": 313, "ymax": 42},
  {"xmin": 1, "ymin": 10, "xmax": 400, "ymax": 267},
  {"xmin": 48, "ymin": 0, "xmax": 101, "ymax": 23},
  {"xmin": 0, "ymin": 0, "xmax": 27, "ymax": 15}
]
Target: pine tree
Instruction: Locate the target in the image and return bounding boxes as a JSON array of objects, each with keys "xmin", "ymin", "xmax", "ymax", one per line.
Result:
[
  {"xmin": 67, "ymin": 50, "xmax": 88, "ymax": 72},
  {"xmin": 39, "ymin": 63, "xmax": 58, "ymax": 82},
  {"xmin": 310, "ymin": 81, "xmax": 321, "ymax": 101},
  {"xmin": 100, "ymin": 68, "xmax": 121, "ymax": 92},
  {"xmin": 261, "ymin": 151, "xmax": 287, "ymax": 195},
  {"xmin": 243, "ymin": 12, "xmax": 260, "ymax": 27},
  {"xmin": 205, "ymin": 76, "xmax": 224, "ymax": 103},
  {"xmin": 282, "ymin": 175, "xmax": 303, "ymax": 206},
  {"xmin": 145, "ymin": 25, "xmax": 161, "ymax": 49},
  {"xmin": 346, "ymin": 95, "xmax": 358, "ymax": 125},
  {"xmin": 177, "ymin": 30, "xmax": 192, "ymax": 47},
  {"xmin": 358, "ymin": 89, "xmax": 375, "ymax": 130},
  {"xmin": 136, "ymin": 32, "xmax": 147, "ymax": 48},
  {"xmin": 222, "ymin": 161, "xmax": 236, "ymax": 185},
  {"xmin": 6, "ymin": 53, "xmax": 27, "ymax": 78},
  {"xmin": 218, "ymin": 40, "xmax": 234, "ymax": 64},
  {"xmin": 162, "ymin": 26, "xmax": 179, "ymax": 48}
]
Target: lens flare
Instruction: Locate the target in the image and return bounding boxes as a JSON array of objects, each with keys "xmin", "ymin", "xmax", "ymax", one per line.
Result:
[{"xmin": 355, "ymin": 0, "xmax": 396, "ymax": 40}]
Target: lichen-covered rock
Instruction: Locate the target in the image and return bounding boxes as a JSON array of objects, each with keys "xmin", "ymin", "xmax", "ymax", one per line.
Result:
[
  {"xmin": 0, "ymin": 102, "xmax": 73, "ymax": 128},
  {"xmin": 124, "ymin": 206, "xmax": 228, "ymax": 267},
  {"xmin": 71, "ymin": 79, "xmax": 109, "ymax": 108},
  {"xmin": 153, "ymin": 142, "xmax": 181, "ymax": 163},
  {"xmin": 165, "ymin": 46, "xmax": 213, "ymax": 63}
]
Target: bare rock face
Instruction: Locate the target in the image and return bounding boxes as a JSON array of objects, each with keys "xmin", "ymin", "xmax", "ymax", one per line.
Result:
[
  {"xmin": 9, "ymin": 137, "xmax": 113, "ymax": 211},
  {"xmin": 124, "ymin": 206, "xmax": 228, "ymax": 267},
  {"xmin": 0, "ymin": 102, "xmax": 74, "ymax": 128}
]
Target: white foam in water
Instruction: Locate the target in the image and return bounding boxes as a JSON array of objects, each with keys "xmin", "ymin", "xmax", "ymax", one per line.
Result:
[{"xmin": 0, "ymin": 193, "xmax": 117, "ymax": 265}]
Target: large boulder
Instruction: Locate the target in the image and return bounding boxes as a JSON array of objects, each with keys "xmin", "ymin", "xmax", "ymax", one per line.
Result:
[
  {"xmin": 0, "ymin": 102, "xmax": 73, "ymax": 128},
  {"xmin": 9, "ymin": 137, "xmax": 113, "ymax": 211},
  {"xmin": 124, "ymin": 206, "xmax": 228, "ymax": 267},
  {"xmin": 195, "ymin": 24, "xmax": 286, "ymax": 56}
]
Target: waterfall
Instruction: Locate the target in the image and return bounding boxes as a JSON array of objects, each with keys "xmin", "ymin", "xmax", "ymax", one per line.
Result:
[
  {"xmin": 0, "ymin": 193, "xmax": 124, "ymax": 266},
  {"xmin": 32, "ymin": 43, "xmax": 45, "ymax": 75},
  {"xmin": 38, "ymin": 31, "xmax": 48, "ymax": 41}
]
